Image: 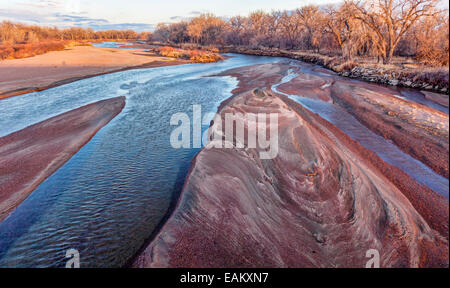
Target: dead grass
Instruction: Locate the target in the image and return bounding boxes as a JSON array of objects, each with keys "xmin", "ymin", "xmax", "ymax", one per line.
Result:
[
  {"xmin": 154, "ymin": 46, "xmax": 223, "ymax": 63},
  {"xmin": 0, "ymin": 40, "xmax": 91, "ymax": 60},
  {"xmin": 334, "ymin": 60, "xmax": 358, "ymax": 72}
]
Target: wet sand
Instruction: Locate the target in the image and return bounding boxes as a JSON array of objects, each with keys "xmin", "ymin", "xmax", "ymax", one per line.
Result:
[
  {"xmin": 0, "ymin": 96, "xmax": 125, "ymax": 221},
  {"xmin": 133, "ymin": 63, "xmax": 448, "ymax": 268},
  {"xmin": 422, "ymin": 91, "xmax": 449, "ymax": 108},
  {"xmin": 0, "ymin": 45, "xmax": 186, "ymax": 99},
  {"xmin": 278, "ymin": 67, "xmax": 449, "ymax": 179}
]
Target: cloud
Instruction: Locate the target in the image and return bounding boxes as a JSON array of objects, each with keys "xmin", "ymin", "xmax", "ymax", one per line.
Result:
[
  {"xmin": 170, "ymin": 16, "xmax": 183, "ymax": 20},
  {"xmin": 189, "ymin": 10, "xmax": 209, "ymax": 15},
  {"xmin": 55, "ymin": 13, "xmax": 109, "ymax": 24},
  {"xmin": 167, "ymin": 10, "xmax": 212, "ymax": 22},
  {"xmin": 0, "ymin": 8, "xmax": 48, "ymax": 23},
  {"xmin": 18, "ymin": 0, "xmax": 64, "ymax": 9},
  {"xmin": 81, "ymin": 23, "xmax": 155, "ymax": 32},
  {"xmin": 0, "ymin": 8, "xmax": 154, "ymax": 32}
]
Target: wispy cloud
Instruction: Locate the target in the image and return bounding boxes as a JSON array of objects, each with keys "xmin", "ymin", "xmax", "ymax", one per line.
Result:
[
  {"xmin": 189, "ymin": 11, "xmax": 204, "ymax": 15},
  {"xmin": 167, "ymin": 10, "xmax": 212, "ymax": 22},
  {"xmin": 1, "ymin": 1, "xmax": 155, "ymax": 31},
  {"xmin": 82, "ymin": 22, "xmax": 155, "ymax": 31},
  {"xmin": 55, "ymin": 13, "xmax": 109, "ymax": 24},
  {"xmin": 18, "ymin": 0, "xmax": 64, "ymax": 9},
  {"xmin": 0, "ymin": 8, "xmax": 46, "ymax": 23}
]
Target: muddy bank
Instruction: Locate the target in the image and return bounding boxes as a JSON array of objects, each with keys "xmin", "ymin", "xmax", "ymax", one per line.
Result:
[
  {"xmin": 280, "ymin": 94, "xmax": 449, "ymax": 240},
  {"xmin": 134, "ymin": 87, "xmax": 448, "ymax": 268},
  {"xmin": 0, "ymin": 45, "xmax": 186, "ymax": 99},
  {"xmin": 422, "ymin": 91, "xmax": 449, "ymax": 108},
  {"xmin": 133, "ymin": 63, "xmax": 448, "ymax": 267},
  {"xmin": 0, "ymin": 96, "xmax": 125, "ymax": 221},
  {"xmin": 278, "ymin": 70, "xmax": 449, "ymax": 179},
  {"xmin": 216, "ymin": 63, "xmax": 291, "ymax": 94}
]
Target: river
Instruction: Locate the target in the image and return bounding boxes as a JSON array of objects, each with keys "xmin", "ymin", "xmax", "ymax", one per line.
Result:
[
  {"xmin": 0, "ymin": 44, "xmax": 447, "ymax": 267},
  {"xmin": 0, "ymin": 51, "xmax": 283, "ymax": 267}
]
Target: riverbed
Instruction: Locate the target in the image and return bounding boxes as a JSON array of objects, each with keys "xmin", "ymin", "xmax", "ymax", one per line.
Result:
[
  {"xmin": 0, "ymin": 52, "xmax": 283, "ymax": 267},
  {"xmin": 0, "ymin": 44, "xmax": 447, "ymax": 267}
]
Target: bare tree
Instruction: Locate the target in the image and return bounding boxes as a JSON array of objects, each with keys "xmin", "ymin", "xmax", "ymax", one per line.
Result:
[
  {"xmin": 325, "ymin": 4, "xmax": 357, "ymax": 59},
  {"xmin": 279, "ymin": 11, "xmax": 301, "ymax": 49},
  {"xmin": 142, "ymin": 1, "xmax": 447, "ymax": 68},
  {"xmin": 351, "ymin": 0, "xmax": 440, "ymax": 64},
  {"xmin": 415, "ymin": 11, "xmax": 449, "ymax": 65},
  {"xmin": 296, "ymin": 5, "xmax": 325, "ymax": 52}
]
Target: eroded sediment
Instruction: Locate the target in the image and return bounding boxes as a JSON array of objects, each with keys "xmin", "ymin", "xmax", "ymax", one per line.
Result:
[
  {"xmin": 0, "ymin": 96, "xmax": 125, "ymax": 221},
  {"xmin": 134, "ymin": 71, "xmax": 448, "ymax": 267},
  {"xmin": 278, "ymin": 67, "xmax": 449, "ymax": 179}
]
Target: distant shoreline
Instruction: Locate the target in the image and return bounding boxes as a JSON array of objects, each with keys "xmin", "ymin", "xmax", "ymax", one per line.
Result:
[{"xmin": 0, "ymin": 45, "xmax": 187, "ymax": 100}]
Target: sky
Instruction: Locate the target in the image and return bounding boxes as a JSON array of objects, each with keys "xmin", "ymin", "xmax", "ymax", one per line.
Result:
[{"xmin": 0, "ymin": 0, "xmax": 343, "ymax": 31}]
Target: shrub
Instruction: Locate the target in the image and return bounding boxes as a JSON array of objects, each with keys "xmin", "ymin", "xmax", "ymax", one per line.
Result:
[
  {"xmin": 154, "ymin": 46, "xmax": 223, "ymax": 63},
  {"xmin": 334, "ymin": 60, "xmax": 358, "ymax": 72},
  {"xmin": 0, "ymin": 41, "xmax": 66, "ymax": 60}
]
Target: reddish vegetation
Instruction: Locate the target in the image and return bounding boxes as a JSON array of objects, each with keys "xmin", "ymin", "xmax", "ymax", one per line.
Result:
[
  {"xmin": 0, "ymin": 41, "xmax": 67, "ymax": 60},
  {"xmin": 0, "ymin": 21, "xmax": 147, "ymax": 60},
  {"xmin": 154, "ymin": 46, "xmax": 224, "ymax": 63},
  {"xmin": 0, "ymin": 97, "xmax": 125, "ymax": 221},
  {"xmin": 133, "ymin": 63, "xmax": 448, "ymax": 268}
]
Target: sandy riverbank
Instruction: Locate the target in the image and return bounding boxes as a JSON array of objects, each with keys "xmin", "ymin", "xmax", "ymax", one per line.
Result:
[
  {"xmin": 0, "ymin": 45, "xmax": 186, "ymax": 99},
  {"xmin": 277, "ymin": 67, "xmax": 449, "ymax": 179},
  {"xmin": 0, "ymin": 96, "xmax": 125, "ymax": 221},
  {"xmin": 133, "ymin": 63, "xmax": 448, "ymax": 267}
]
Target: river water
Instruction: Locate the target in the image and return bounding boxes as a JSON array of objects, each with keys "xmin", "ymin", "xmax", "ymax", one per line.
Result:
[
  {"xmin": 0, "ymin": 52, "xmax": 283, "ymax": 267},
  {"xmin": 0, "ymin": 44, "xmax": 447, "ymax": 267},
  {"xmin": 273, "ymin": 71, "xmax": 449, "ymax": 197}
]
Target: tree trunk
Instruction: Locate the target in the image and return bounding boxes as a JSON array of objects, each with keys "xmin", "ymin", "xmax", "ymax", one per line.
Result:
[{"xmin": 383, "ymin": 48, "xmax": 394, "ymax": 64}]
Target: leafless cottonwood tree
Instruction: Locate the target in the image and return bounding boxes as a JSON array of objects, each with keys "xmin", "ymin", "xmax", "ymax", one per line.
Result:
[
  {"xmin": 350, "ymin": 0, "xmax": 440, "ymax": 64},
  {"xmin": 324, "ymin": 3, "xmax": 357, "ymax": 59},
  {"xmin": 279, "ymin": 11, "xmax": 302, "ymax": 49},
  {"xmin": 150, "ymin": 1, "xmax": 447, "ymax": 66},
  {"xmin": 296, "ymin": 5, "xmax": 325, "ymax": 52}
]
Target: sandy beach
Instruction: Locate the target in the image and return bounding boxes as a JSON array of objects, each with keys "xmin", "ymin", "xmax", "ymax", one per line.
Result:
[
  {"xmin": 0, "ymin": 96, "xmax": 125, "ymax": 221},
  {"xmin": 0, "ymin": 45, "xmax": 186, "ymax": 99}
]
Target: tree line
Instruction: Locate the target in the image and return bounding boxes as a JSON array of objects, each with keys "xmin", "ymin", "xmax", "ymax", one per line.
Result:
[
  {"xmin": 151, "ymin": 0, "xmax": 449, "ymax": 66},
  {"xmin": 0, "ymin": 21, "xmax": 149, "ymax": 44},
  {"xmin": 0, "ymin": 21, "xmax": 151, "ymax": 60}
]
